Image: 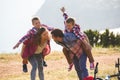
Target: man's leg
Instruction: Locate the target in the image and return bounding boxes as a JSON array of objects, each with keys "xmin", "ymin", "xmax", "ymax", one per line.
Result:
[
  {"xmin": 79, "ymin": 53, "xmax": 88, "ymax": 79},
  {"xmin": 73, "ymin": 55, "xmax": 82, "ymax": 80}
]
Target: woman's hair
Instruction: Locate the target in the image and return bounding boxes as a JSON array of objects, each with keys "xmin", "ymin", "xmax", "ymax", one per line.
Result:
[{"xmin": 33, "ymin": 28, "xmax": 46, "ymax": 45}]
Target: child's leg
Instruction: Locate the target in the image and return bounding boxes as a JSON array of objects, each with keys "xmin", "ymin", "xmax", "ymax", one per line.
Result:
[
  {"xmin": 86, "ymin": 50, "xmax": 94, "ymax": 63},
  {"xmin": 42, "ymin": 44, "xmax": 51, "ymax": 67},
  {"xmin": 81, "ymin": 39, "xmax": 94, "ymax": 69},
  {"xmin": 42, "ymin": 55, "xmax": 47, "ymax": 67},
  {"xmin": 22, "ymin": 58, "xmax": 28, "ymax": 72},
  {"xmin": 62, "ymin": 48, "xmax": 73, "ymax": 71},
  {"xmin": 62, "ymin": 48, "xmax": 73, "ymax": 64}
]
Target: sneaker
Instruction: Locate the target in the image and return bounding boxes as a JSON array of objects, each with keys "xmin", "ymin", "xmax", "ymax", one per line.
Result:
[
  {"xmin": 23, "ymin": 64, "xmax": 28, "ymax": 72},
  {"xmin": 68, "ymin": 63, "xmax": 73, "ymax": 71},
  {"xmin": 43, "ymin": 61, "xmax": 47, "ymax": 67},
  {"xmin": 90, "ymin": 62, "xmax": 94, "ymax": 70}
]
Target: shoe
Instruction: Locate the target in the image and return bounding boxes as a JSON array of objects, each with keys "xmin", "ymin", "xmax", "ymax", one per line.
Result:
[
  {"xmin": 68, "ymin": 63, "xmax": 73, "ymax": 71},
  {"xmin": 90, "ymin": 62, "xmax": 94, "ymax": 70},
  {"xmin": 43, "ymin": 61, "xmax": 47, "ymax": 67},
  {"xmin": 23, "ymin": 64, "xmax": 28, "ymax": 72}
]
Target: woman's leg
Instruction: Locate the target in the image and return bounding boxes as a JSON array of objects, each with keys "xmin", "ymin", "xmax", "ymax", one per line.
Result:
[
  {"xmin": 34, "ymin": 54, "xmax": 44, "ymax": 80},
  {"xmin": 28, "ymin": 55, "xmax": 37, "ymax": 80}
]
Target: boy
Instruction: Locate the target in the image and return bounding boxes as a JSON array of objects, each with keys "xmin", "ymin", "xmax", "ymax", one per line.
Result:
[
  {"xmin": 13, "ymin": 17, "xmax": 54, "ymax": 72},
  {"xmin": 60, "ymin": 7, "xmax": 94, "ymax": 71}
]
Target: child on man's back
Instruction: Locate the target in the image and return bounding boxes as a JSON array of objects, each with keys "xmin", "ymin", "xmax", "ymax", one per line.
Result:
[{"xmin": 60, "ymin": 7, "xmax": 94, "ymax": 71}]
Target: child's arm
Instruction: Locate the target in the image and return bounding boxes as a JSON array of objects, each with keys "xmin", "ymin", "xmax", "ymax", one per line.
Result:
[
  {"xmin": 41, "ymin": 24, "xmax": 54, "ymax": 31},
  {"xmin": 72, "ymin": 25, "xmax": 85, "ymax": 40},
  {"xmin": 60, "ymin": 7, "xmax": 68, "ymax": 20},
  {"xmin": 13, "ymin": 28, "xmax": 36, "ymax": 49}
]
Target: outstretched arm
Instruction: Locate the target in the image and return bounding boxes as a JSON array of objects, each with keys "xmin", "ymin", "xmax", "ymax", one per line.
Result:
[
  {"xmin": 60, "ymin": 7, "xmax": 68, "ymax": 20},
  {"xmin": 13, "ymin": 28, "xmax": 37, "ymax": 49}
]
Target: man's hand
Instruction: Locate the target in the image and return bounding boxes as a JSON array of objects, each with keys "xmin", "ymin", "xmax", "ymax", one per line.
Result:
[
  {"xmin": 13, "ymin": 42, "xmax": 20, "ymax": 49},
  {"xmin": 60, "ymin": 7, "xmax": 65, "ymax": 13}
]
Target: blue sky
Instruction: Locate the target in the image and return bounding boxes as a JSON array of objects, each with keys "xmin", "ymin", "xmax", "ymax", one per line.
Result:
[{"xmin": 0, "ymin": 0, "xmax": 120, "ymax": 53}]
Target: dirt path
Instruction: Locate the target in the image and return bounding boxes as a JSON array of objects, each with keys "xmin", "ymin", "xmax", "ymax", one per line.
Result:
[{"xmin": 0, "ymin": 51, "xmax": 120, "ymax": 80}]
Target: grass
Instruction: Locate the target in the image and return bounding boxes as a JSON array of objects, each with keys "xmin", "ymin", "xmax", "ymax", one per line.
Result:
[{"xmin": 0, "ymin": 47, "xmax": 120, "ymax": 80}]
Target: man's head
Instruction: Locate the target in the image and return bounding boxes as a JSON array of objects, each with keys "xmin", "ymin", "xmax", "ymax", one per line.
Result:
[
  {"xmin": 51, "ymin": 29, "xmax": 64, "ymax": 42},
  {"xmin": 32, "ymin": 17, "xmax": 41, "ymax": 28},
  {"xmin": 65, "ymin": 17, "xmax": 75, "ymax": 31}
]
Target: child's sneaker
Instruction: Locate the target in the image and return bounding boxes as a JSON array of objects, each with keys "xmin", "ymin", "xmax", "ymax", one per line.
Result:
[
  {"xmin": 43, "ymin": 60, "xmax": 47, "ymax": 67},
  {"xmin": 23, "ymin": 64, "xmax": 28, "ymax": 72},
  {"xmin": 68, "ymin": 63, "xmax": 73, "ymax": 71},
  {"xmin": 90, "ymin": 62, "xmax": 94, "ymax": 70}
]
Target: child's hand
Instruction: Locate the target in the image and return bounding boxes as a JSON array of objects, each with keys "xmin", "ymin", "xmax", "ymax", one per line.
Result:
[
  {"xmin": 60, "ymin": 7, "xmax": 65, "ymax": 13},
  {"xmin": 13, "ymin": 42, "xmax": 20, "ymax": 49}
]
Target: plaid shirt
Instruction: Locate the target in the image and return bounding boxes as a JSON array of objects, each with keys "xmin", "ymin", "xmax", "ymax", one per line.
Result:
[
  {"xmin": 63, "ymin": 13, "xmax": 85, "ymax": 40},
  {"xmin": 18, "ymin": 24, "xmax": 54, "ymax": 44},
  {"xmin": 57, "ymin": 32, "xmax": 83, "ymax": 59}
]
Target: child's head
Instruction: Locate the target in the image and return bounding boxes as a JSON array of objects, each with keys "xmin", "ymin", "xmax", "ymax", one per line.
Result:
[
  {"xmin": 32, "ymin": 17, "xmax": 41, "ymax": 28},
  {"xmin": 65, "ymin": 17, "xmax": 75, "ymax": 31}
]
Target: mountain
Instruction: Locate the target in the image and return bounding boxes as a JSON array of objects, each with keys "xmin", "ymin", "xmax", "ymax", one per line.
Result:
[{"xmin": 36, "ymin": 0, "xmax": 120, "ymax": 31}]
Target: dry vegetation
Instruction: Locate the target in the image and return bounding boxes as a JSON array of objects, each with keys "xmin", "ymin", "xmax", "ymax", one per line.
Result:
[{"xmin": 0, "ymin": 47, "xmax": 120, "ymax": 80}]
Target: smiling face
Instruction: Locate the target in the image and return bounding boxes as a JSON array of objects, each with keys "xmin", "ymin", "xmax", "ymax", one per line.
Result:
[
  {"xmin": 52, "ymin": 35, "xmax": 62, "ymax": 43},
  {"xmin": 41, "ymin": 30, "xmax": 50, "ymax": 41},
  {"xmin": 65, "ymin": 17, "xmax": 75, "ymax": 31},
  {"xmin": 32, "ymin": 19, "xmax": 41, "ymax": 29},
  {"xmin": 65, "ymin": 22, "xmax": 74, "ymax": 31}
]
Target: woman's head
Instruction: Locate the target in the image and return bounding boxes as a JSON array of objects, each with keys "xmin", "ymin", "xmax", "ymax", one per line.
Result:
[{"xmin": 34, "ymin": 28, "xmax": 49, "ymax": 45}]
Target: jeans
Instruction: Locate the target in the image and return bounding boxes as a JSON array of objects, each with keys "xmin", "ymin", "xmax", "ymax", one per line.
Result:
[
  {"xmin": 73, "ymin": 53, "xmax": 88, "ymax": 80},
  {"xmin": 28, "ymin": 53, "xmax": 44, "ymax": 80}
]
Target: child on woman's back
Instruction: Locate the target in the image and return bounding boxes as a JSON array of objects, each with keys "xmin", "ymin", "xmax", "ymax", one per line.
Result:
[{"xmin": 13, "ymin": 17, "xmax": 54, "ymax": 72}]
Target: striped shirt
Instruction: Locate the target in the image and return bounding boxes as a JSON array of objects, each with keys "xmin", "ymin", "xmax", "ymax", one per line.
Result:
[
  {"xmin": 18, "ymin": 24, "xmax": 54, "ymax": 44},
  {"xmin": 56, "ymin": 32, "xmax": 83, "ymax": 59},
  {"xmin": 63, "ymin": 13, "xmax": 85, "ymax": 40}
]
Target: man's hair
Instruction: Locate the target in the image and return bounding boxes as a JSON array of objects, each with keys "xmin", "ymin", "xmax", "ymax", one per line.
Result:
[
  {"xmin": 51, "ymin": 29, "xmax": 64, "ymax": 38},
  {"xmin": 66, "ymin": 17, "xmax": 75, "ymax": 25},
  {"xmin": 32, "ymin": 17, "xmax": 39, "ymax": 24}
]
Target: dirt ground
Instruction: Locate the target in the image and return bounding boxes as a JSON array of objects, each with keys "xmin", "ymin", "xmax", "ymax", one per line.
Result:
[{"xmin": 0, "ymin": 49, "xmax": 120, "ymax": 80}]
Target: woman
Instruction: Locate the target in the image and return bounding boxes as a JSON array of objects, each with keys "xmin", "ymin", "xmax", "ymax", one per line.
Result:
[{"xmin": 21, "ymin": 28, "xmax": 50, "ymax": 80}]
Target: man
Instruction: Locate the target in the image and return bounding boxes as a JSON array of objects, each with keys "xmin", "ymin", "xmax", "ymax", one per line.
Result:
[{"xmin": 51, "ymin": 29, "xmax": 88, "ymax": 80}]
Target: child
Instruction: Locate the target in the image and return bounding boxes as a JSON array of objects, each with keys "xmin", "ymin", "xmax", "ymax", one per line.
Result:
[
  {"xmin": 13, "ymin": 17, "xmax": 54, "ymax": 72},
  {"xmin": 60, "ymin": 7, "xmax": 94, "ymax": 71}
]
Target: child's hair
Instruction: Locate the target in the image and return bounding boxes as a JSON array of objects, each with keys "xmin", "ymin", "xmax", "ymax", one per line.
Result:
[
  {"xmin": 33, "ymin": 28, "xmax": 46, "ymax": 45},
  {"xmin": 66, "ymin": 17, "xmax": 75, "ymax": 25},
  {"xmin": 51, "ymin": 29, "xmax": 64, "ymax": 38},
  {"xmin": 32, "ymin": 17, "xmax": 39, "ymax": 24}
]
